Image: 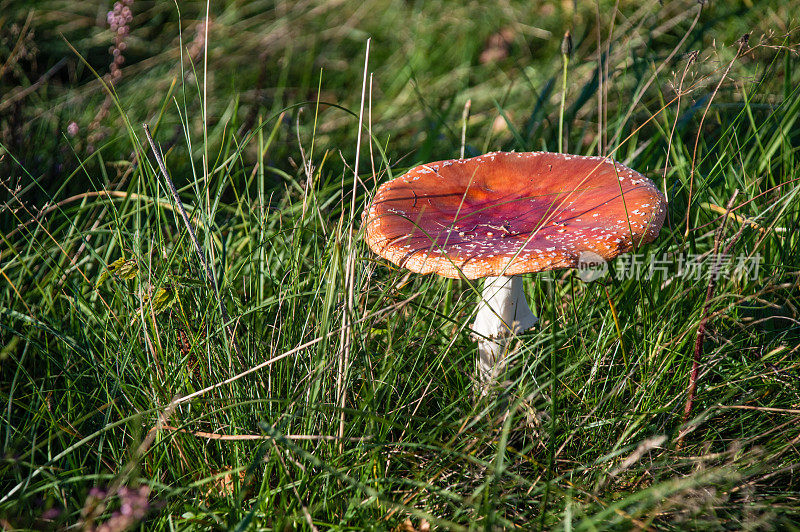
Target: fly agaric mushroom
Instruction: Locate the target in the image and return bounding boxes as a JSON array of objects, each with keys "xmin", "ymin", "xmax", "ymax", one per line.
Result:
[{"xmin": 363, "ymin": 151, "xmax": 666, "ymax": 389}]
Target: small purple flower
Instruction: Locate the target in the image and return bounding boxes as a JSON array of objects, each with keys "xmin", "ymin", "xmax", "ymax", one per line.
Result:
[
  {"xmin": 41, "ymin": 507, "xmax": 62, "ymax": 520},
  {"xmin": 103, "ymin": 0, "xmax": 133, "ymax": 84},
  {"xmin": 82, "ymin": 484, "xmax": 151, "ymax": 532},
  {"xmin": 88, "ymin": 486, "xmax": 106, "ymax": 499},
  {"xmin": 67, "ymin": 122, "xmax": 79, "ymax": 137}
]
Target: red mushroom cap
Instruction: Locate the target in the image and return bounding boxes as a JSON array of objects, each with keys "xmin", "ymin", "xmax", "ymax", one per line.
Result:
[{"xmin": 363, "ymin": 151, "xmax": 667, "ymax": 279}]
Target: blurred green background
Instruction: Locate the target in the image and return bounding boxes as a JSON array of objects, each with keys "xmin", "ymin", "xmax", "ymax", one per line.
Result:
[{"xmin": 1, "ymin": 0, "xmax": 787, "ymax": 194}]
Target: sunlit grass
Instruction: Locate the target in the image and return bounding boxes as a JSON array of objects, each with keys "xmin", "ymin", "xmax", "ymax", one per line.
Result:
[{"xmin": 1, "ymin": 0, "xmax": 799, "ymax": 529}]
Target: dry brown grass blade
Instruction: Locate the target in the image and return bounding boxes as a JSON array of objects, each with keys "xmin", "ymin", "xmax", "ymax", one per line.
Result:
[
  {"xmin": 717, "ymin": 405, "xmax": 800, "ymax": 415},
  {"xmin": 337, "ymin": 38, "xmax": 370, "ymax": 444},
  {"xmin": 155, "ymin": 425, "xmax": 370, "ymax": 442}
]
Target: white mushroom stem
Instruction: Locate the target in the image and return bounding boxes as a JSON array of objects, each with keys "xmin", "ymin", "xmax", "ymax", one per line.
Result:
[{"xmin": 472, "ymin": 275, "xmax": 538, "ymax": 389}]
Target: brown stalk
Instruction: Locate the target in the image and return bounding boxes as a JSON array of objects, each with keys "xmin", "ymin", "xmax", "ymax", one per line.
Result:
[{"xmin": 680, "ymin": 190, "xmax": 742, "ymax": 435}]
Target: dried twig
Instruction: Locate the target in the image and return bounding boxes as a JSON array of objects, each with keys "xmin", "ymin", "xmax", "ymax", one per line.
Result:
[{"xmin": 680, "ymin": 190, "xmax": 740, "ymax": 436}]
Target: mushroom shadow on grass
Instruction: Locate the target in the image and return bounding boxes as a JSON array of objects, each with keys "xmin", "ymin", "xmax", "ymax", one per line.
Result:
[{"xmin": 362, "ymin": 151, "xmax": 666, "ymax": 393}]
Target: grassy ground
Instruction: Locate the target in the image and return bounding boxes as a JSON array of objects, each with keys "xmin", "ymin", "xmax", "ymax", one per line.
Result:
[{"xmin": 2, "ymin": 0, "xmax": 800, "ymax": 529}]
